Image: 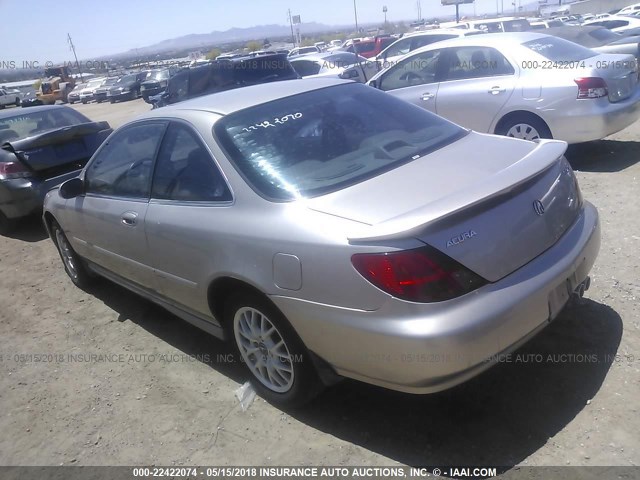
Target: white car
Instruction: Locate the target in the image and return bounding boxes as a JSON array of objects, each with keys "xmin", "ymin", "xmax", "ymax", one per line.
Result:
[
  {"xmin": 584, "ymin": 14, "xmax": 640, "ymax": 32},
  {"xmin": 287, "ymin": 46, "xmax": 321, "ymax": 58},
  {"xmin": 376, "ymin": 29, "xmax": 485, "ymax": 69},
  {"xmin": 290, "ymin": 52, "xmax": 377, "ymax": 83},
  {"xmin": 79, "ymin": 78, "xmax": 106, "ymax": 104},
  {"xmin": 368, "ymin": 32, "xmax": 640, "ymax": 144},
  {"xmin": 530, "ymin": 19, "xmax": 566, "ymax": 29},
  {"xmin": 619, "ymin": 3, "xmax": 640, "ymax": 15},
  {"xmin": 0, "ymin": 88, "xmax": 22, "ymax": 108}
]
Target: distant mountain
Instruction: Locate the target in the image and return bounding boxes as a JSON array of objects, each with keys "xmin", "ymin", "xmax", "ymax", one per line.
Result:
[{"xmin": 115, "ymin": 22, "xmax": 343, "ymax": 57}]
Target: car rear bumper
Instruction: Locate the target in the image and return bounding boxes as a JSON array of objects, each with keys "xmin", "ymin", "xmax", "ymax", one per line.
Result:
[
  {"xmin": 548, "ymin": 86, "xmax": 640, "ymax": 144},
  {"xmin": 0, "ymin": 170, "xmax": 81, "ymax": 219},
  {"xmin": 271, "ymin": 202, "xmax": 600, "ymax": 394}
]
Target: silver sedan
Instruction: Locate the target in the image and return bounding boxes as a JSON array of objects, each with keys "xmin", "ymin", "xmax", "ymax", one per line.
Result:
[
  {"xmin": 368, "ymin": 32, "xmax": 640, "ymax": 143},
  {"xmin": 44, "ymin": 78, "xmax": 600, "ymax": 406}
]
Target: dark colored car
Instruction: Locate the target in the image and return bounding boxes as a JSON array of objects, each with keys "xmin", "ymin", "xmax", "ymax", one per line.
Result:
[
  {"xmin": 153, "ymin": 54, "xmax": 299, "ymax": 108},
  {"xmin": 20, "ymin": 91, "xmax": 42, "ymax": 108},
  {"xmin": 94, "ymin": 77, "xmax": 120, "ymax": 103},
  {"xmin": 140, "ymin": 67, "xmax": 180, "ymax": 104},
  {"xmin": 107, "ymin": 72, "xmax": 149, "ymax": 103},
  {"xmin": 0, "ymin": 105, "xmax": 112, "ymax": 234}
]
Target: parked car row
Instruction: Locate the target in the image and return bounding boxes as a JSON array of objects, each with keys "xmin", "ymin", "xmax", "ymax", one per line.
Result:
[{"xmin": 66, "ymin": 68, "xmax": 181, "ymax": 106}]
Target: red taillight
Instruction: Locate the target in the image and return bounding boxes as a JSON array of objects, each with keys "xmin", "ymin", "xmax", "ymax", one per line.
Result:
[
  {"xmin": 351, "ymin": 246, "xmax": 487, "ymax": 303},
  {"xmin": 0, "ymin": 161, "xmax": 31, "ymax": 180},
  {"xmin": 574, "ymin": 77, "xmax": 608, "ymax": 99}
]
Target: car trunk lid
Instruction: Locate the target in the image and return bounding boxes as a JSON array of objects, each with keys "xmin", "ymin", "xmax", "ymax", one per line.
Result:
[
  {"xmin": 306, "ymin": 133, "xmax": 581, "ymax": 282},
  {"xmin": 589, "ymin": 53, "xmax": 638, "ymax": 102},
  {"xmin": 1, "ymin": 121, "xmax": 112, "ymax": 177}
]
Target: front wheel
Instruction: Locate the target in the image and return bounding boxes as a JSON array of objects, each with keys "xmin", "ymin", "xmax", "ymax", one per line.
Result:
[
  {"xmin": 51, "ymin": 220, "xmax": 93, "ymax": 289},
  {"xmin": 496, "ymin": 114, "xmax": 552, "ymax": 141},
  {"xmin": 226, "ymin": 292, "xmax": 323, "ymax": 408}
]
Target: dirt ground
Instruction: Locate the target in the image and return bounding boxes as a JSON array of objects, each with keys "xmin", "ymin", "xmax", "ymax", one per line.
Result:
[{"xmin": 0, "ymin": 97, "xmax": 638, "ymax": 469}]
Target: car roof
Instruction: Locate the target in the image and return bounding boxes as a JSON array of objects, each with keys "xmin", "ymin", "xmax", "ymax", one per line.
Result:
[
  {"xmin": 0, "ymin": 104, "xmax": 68, "ymax": 119},
  {"xmin": 290, "ymin": 52, "xmax": 360, "ymax": 62},
  {"xmin": 408, "ymin": 31, "xmax": 547, "ymax": 51},
  {"xmin": 140, "ymin": 78, "xmax": 347, "ymax": 118},
  {"xmin": 406, "ymin": 28, "xmax": 483, "ymax": 37}
]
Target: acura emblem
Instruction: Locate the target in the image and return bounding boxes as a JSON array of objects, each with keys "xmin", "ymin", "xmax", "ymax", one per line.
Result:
[{"xmin": 533, "ymin": 200, "xmax": 545, "ymax": 216}]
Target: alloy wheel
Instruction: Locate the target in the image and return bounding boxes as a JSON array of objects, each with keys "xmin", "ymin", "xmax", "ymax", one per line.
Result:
[{"xmin": 233, "ymin": 306, "xmax": 295, "ymax": 393}]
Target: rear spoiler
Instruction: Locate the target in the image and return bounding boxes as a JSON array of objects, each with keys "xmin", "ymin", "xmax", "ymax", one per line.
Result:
[
  {"xmin": 347, "ymin": 139, "xmax": 568, "ymax": 243},
  {"xmin": 1, "ymin": 121, "xmax": 111, "ymax": 153}
]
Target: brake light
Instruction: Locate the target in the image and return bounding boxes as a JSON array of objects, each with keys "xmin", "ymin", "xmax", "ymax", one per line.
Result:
[
  {"xmin": 351, "ymin": 246, "xmax": 487, "ymax": 303},
  {"xmin": 575, "ymin": 77, "xmax": 608, "ymax": 99},
  {"xmin": 0, "ymin": 161, "xmax": 32, "ymax": 180}
]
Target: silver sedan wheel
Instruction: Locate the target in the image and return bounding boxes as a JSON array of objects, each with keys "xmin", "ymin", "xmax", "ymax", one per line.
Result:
[
  {"xmin": 506, "ymin": 123, "xmax": 541, "ymax": 141},
  {"xmin": 233, "ymin": 307, "xmax": 295, "ymax": 393},
  {"xmin": 55, "ymin": 229, "xmax": 78, "ymax": 281}
]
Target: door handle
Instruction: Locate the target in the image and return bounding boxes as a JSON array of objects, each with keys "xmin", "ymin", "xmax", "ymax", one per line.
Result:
[
  {"xmin": 488, "ymin": 86, "xmax": 506, "ymax": 95},
  {"xmin": 121, "ymin": 212, "xmax": 138, "ymax": 226},
  {"xmin": 421, "ymin": 92, "xmax": 435, "ymax": 101}
]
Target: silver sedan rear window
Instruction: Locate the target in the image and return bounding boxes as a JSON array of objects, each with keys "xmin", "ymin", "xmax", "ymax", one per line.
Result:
[
  {"xmin": 214, "ymin": 83, "xmax": 465, "ymax": 200},
  {"xmin": 523, "ymin": 37, "xmax": 597, "ymax": 61}
]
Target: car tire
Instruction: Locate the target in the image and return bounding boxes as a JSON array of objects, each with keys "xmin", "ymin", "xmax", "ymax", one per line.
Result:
[
  {"xmin": 51, "ymin": 220, "xmax": 93, "ymax": 289},
  {"xmin": 0, "ymin": 211, "xmax": 17, "ymax": 235},
  {"xmin": 110, "ymin": 99, "xmax": 115, "ymax": 104},
  {"xmin": 496, "ymin": 114, "xmax": 552, "ymax": 141},
  {"xmin": 15, "ymin": 98, "xmax": 20, "ymax": 106},
  {"xmin": 225, "ymin": 291, "xmax": 324, "ymax": 408}
]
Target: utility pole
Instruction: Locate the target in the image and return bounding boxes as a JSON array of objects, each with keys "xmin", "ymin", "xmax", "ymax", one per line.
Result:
[
  {"xmin": 67, "ymin": 33, "xmax": 82, "ymax": 81},
  {"xmin": 417, "ymin": 0, "xmax": 422, "ymax": 22},
  {"xmin": 353, "ymin": 0, "xmax": 359, "ymax": 34},
  {"xmin": 287, "ymin": 9, "xmax": 295, "ymax": 47},
  {"xmin": 383, "ymin": 5, "xmax": 388, "ymax": 29}
]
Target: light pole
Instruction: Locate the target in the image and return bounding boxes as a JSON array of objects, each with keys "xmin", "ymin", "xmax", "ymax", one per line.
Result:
[
  {"xmin": 383, "ymin": 5, "xmax": 388, "ymax": 29},
  {"xmin": 353, "ymin": 0, "xmax": 359, "ymax": 34}
]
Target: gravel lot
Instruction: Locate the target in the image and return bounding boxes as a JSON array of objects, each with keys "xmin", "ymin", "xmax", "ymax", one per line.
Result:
[{"xmin": 0, "ymin": 97, "xmax": 638, "ymax": 469}]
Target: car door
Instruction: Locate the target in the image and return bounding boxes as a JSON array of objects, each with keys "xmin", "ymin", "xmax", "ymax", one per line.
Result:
[
  {"xmin": 434, "ymin": 46, "xmax": 517, "ymax": 133},
  {"xmin": 376, "ymin": 48, "xmax": 446, "ymax": 114},
  {"xmin": 145, "ymin": 121, "xmax": 233, "ymax": 318},
  {"xmin": 70, "ymin": 121, "xmax": 167, "ymax": 289}
]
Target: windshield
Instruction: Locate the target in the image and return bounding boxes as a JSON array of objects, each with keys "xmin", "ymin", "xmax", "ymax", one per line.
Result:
[
  {"xmin": 152, "ymin": 70, "xmax": 170, "ymax": 80},
  {"xmin": 117, "ymin": 74, "xmax": 136, "ymax": 83},
  {"xmin": 0, "ymin": 109, "xmax": 89, "ymax": 141},
  {"xmin": 523, "ymin": 37, "xmax": 597, "ymax": 61},
  {"xmin": 590, "ymin": 27, "xmax": 622, "ymax": 41},
  {"xmin": 214, "ymin": 83, "xmax": 464, "ymax": 200}
]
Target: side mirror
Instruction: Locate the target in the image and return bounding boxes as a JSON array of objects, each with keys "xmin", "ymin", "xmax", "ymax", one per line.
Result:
[
  {"xmin": 59, "ymin": 177, "xmax": 84, "ymax": 199},
  {"xmin": 369, "ymin": 78, "xmax": 379, "ymax": 89}
]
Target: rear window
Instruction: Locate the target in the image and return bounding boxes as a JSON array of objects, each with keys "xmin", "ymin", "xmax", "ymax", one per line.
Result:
[
  {"xmin": 0, "ymin": 108, "xmax": 89, "ymax": 140},
  {"xmin": 590, "ymin": 28, "xmax": 621, "ymax": 41},
  {"xmin": 291, "ymin": 59, "xmax": 321, "ymax": 77},
  {"xmin": 214, "ymin": 83, "xmax": 465, "ymax": 200},
  {"xmin": 503, "ymin": 19, "xmax": 532, "ymax": 32},
  {"xmin": 523, "ymin": 37, "xmax": 597, "ymax": 61}
]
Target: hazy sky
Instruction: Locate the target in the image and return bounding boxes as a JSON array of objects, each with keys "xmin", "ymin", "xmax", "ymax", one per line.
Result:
[{"xmin": 0, "ymin": 0, "xmax": 511, "ymax": 62}]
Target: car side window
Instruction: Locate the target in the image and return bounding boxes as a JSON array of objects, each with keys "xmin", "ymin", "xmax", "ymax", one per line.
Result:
[
  {"xmin": 167, "ymin": 73, "xmax": 189, "ymax": 103},
  {"xmin": 85, "ymin": 122, "xmax": 166, "ymax": 199},
  {"xmin": 382, "ymin": 38, "xmax": 412, "ymax": 60},
  {"xmin": 379, "ymin": 49, "xmax": 443, "ymax": 91},
  {"xmin": 151, "ymin": 123, "xmax": 231, "ymax": 202},
  {"xmin": 411, "ymin": 35, "xmax": 455, "ymax": 51},
  {"xmin": 441, "ymin": 46, "xmax": 514, "ymax": 81}
]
